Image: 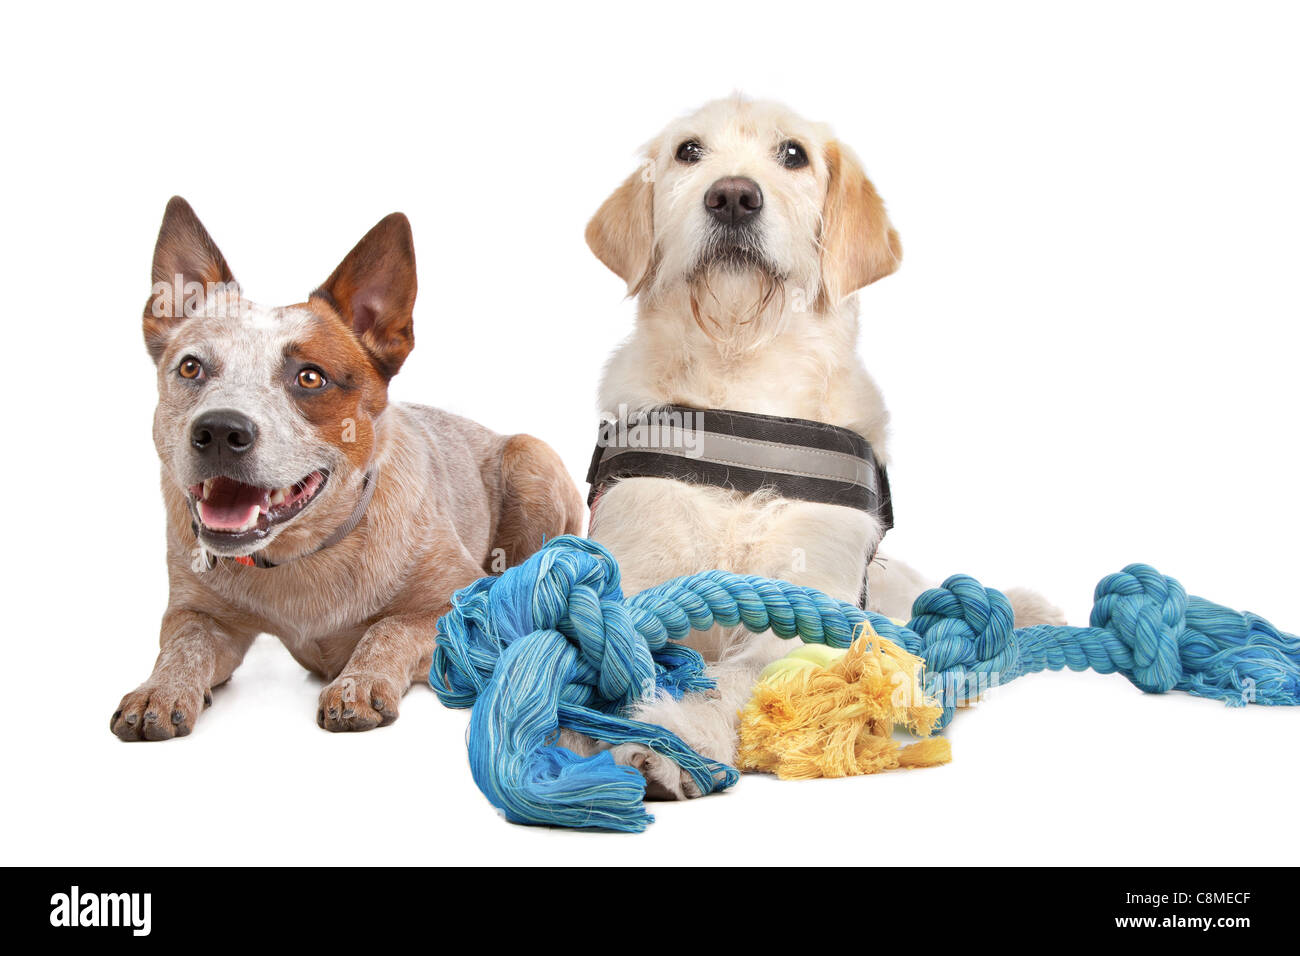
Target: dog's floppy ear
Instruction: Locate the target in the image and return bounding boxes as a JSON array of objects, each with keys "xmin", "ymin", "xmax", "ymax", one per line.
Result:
[
  {"xmin": 144, "ymin": 196, "xmax": 235, "ymax": 362},
  {"xmin": 312, "ymin": 213, "xmax": 417, "ymax": 380},
  {"xmin": 818, "ymin": 142, "xmax": 901, "ymax": 306},
  {"xmin": 585, "ymin": 164, "xmax": 655, "ymax": 294}
]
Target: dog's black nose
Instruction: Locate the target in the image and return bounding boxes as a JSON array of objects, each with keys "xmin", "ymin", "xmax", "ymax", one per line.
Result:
[
  {"xmin": 191, "ymin": 409, "xmax": 258, "ymax": 458},
  {"xmin": 704, "ymin": 177, "xmax": 763, "ymax": 226}
]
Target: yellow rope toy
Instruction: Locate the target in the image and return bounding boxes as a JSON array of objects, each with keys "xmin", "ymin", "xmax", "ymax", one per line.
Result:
[{"xmin": 738, "ymin": 623, "xmax": 952, "ymax": 778}]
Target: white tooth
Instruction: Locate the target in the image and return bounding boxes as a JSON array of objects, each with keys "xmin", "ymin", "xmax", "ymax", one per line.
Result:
[
  {"xmin": 269, "ymin": 488, "xmax": 286, "ymax": 507},
  {"xmin": 203, "ymin": 478, "xmax": 214, "ymax": 498}
]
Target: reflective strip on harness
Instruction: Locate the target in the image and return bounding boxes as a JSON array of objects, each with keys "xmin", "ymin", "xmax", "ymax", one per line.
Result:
[{"xmin": 585, "ymin": 405, "xmax": 893, "ymax": 532}]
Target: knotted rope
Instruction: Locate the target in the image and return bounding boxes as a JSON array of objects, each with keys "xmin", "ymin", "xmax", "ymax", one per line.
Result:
[{"xmin": 430, "ymin": 535, "xmax": 1300, "ymax": 831}]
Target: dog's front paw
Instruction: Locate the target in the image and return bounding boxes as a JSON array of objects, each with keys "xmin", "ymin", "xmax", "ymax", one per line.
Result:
[
  {"xmin": 317, "ymin": 672, "xmax": 402, "ymax": 732},
  {"xmin": 111, "ymin": 682, "xmax": 210, "ymax": 741},
  {"xmin": 609, "ymin": 743, "xmax": 703, "ymax": 801}
]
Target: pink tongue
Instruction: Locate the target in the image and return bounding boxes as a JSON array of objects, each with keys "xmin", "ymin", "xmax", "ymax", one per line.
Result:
[{"xmin": 198, "ymin": 478, "xmax": 270, "ymax": 531}]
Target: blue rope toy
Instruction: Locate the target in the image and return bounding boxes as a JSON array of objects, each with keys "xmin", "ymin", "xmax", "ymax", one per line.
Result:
[{"xmin": 429, "ymin": 535, "xmax": 1300, "ymax": 832}]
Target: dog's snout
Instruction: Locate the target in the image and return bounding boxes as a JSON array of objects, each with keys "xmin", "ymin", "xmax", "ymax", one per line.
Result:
[
  {"xmin": 704, "ymin": 177, "xmax": 763, "ymax": 226},
  {"xmin": 191, "ymin": 409, "xmax": 259, "ymax": 458}
]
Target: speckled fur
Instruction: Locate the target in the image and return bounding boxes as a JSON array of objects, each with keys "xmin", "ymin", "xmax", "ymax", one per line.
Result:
[{"xmin": 111, "ymin": 199, "xmax": 583, "ymax": 740}]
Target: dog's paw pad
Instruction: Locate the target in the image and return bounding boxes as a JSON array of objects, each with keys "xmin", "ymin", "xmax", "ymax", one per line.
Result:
[
  {"xmin": 609, "ymin": 743, "xmax": 703, "ymax": 801},
  {"xmin": 111, "ymin": 684, "xmax": 205, "ymax": 741},
  {"xmin": 317, "ymin": 673, "xmax": 402, "ymax": 733}
]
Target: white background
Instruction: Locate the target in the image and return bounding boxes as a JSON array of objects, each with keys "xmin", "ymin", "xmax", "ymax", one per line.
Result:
[{"xmin": 3, "ymin": 1, "xmax": 1297, "ymax": 866}]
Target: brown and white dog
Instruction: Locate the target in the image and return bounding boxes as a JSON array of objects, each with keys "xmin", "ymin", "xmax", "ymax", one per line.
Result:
[
  {"xmin": 581, "ymin": 96, "xmax": 1062, "ymax": 796},
  {"xmin": 111, "ymin": 198, "xmax": 583, "ymax": 740}
]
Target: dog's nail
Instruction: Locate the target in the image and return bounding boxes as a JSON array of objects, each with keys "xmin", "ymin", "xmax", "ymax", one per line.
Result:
[
  {"xmin": 111, "ymin": 710, "xmax": 122, "ymax": 722},
  {"xmin": 328, "ymin": 707, "xmax": 339, "ymax": 718},
  {"xmin": 171, "ymin": 710, "xmax": 184, "ymax": 725},
  {"xmin": 144, "ymin": 711, "xmax": 158, "ymax": 723},
  {"xmin": 125, "ymin": 714, "xmax": 138, "ymax": 725},
  {"xmin": 316, "ymin": 708, "xmax": 325, "ymax": 727},
  {"xmin": 342, "ymin": 708, "xmax": 355, "ymax": 719},
  {"xmin": 371, "ymin": 698, "xmax": 384, "ymax": 710},
  {"xmin": 203, "ymin": 691, "xmax": 213, "ymax": 707}
]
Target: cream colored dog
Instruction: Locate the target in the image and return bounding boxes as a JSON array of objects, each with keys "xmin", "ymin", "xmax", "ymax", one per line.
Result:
[{"xmin": 582, "ymin": 96, "xmax": 1061, "ymax": 797}]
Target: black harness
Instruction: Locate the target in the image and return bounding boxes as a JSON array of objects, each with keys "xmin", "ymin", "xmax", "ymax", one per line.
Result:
[{"xmin": 586, "ymin": 405, "xmax": 892, "ymax": 607}]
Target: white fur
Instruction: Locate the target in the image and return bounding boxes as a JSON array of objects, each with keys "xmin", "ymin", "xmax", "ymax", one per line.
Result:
[{"xmin": 587, "ymin": 97, "xmax": 1060, "ymax": 798}]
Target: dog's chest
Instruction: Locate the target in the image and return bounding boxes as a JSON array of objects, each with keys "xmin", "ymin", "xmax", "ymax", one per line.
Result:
[
  {"xmin": 646, "ymin": 347, "xmax": 837, "ymax": 421},
  {"xmin": 595, "ymin": 318, "xmax": 888, "ymax": 604},
  {"xmin": 590, "ymin": 477, "xmax": 881, "ymax": 603},
  {"xmin": 200, "ymin": 555, "xmax": 390, "ymax": 664}
]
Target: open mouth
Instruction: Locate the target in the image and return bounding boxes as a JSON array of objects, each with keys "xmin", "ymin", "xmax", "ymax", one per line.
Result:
[{"xmin": 187, "ymin": 471, "xmax": 328, "ymax": 541}]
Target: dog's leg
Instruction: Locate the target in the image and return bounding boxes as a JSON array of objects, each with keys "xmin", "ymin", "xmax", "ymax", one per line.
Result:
[
  {"xmin": 492, "ymin": 434, "xmax": 585, "ymax": 568},
  {"xmin": 318, "ymin": 436, "xmax": 583, "ymax": 733},
  {"xmin": 111, "ymin": 608, "xmax": 257, "ymax": 741},
  {"xmin": 866, "ymin": 552, "xmax": 932, "ymax": 620},
  {"xmin": 317, "ymin": 609, "xmax": 442, "ymax": 732},
  {"xmin": 319, "ymin": 540, "xmax": 489, "ymax": 732},
  {"xmin": 609, "ymin": 660, "xmax": 766, "ymax": 799},
  {"xmin": 1002, "ymin": 587, "xmax": 1067, "ymax": 626},
  {"xmin": 553, "ymin": 638, "xmax": 781, "ymax": 801},
  {"xmin": 607, "ymin": 632, "xmax": 790, "ymax": 799},
  {"xmin": 869, "ymin": 554, "xmax": 1066, "ymax": 627}
]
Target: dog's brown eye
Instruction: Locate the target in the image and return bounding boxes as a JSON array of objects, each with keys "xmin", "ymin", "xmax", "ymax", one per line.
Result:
[
  {"xmin": 178, "ymin": 357, "xmax": 203, "ymax": 380},
  {"xmin": 296, "ymin": 367, "xmax": 326, "ymax": 389},
  {"xmin": 777, "ymin": 140, "xmax": 809, "ymax": 169},
  {"xmin": 675, "ymin": 140, "xmax": 704, "ymax": 164}
]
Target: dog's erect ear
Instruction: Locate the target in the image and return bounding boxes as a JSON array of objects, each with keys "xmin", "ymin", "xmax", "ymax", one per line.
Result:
[
  {"xmin": 818, "ymin": 142, "xmax": 902, "ymax": 306},
  {"xmin": 312, "ymin": 213, "xmax": 417, "ymax": 380},
  {"xmin": 585, "ymin": 164, "xmax": 655, "ymax": 294},
  {"xmin": 144, "ymin": 196, "xmax": 236, "ymax": 362}
]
